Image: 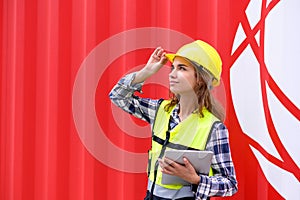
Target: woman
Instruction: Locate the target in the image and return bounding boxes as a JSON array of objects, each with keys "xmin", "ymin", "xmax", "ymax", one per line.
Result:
[{"xmin": 109, "ymin": 40, "xmax": 238, "ymax": 200}]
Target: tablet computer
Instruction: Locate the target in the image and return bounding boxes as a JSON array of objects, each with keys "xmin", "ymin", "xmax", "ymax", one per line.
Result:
[{"xmin": 161, "ymin": 150, "xmax": 213, "ymax": 185}]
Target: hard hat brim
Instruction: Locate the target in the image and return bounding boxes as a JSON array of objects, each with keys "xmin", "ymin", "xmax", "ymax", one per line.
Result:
[
  {"xmin": 165, "ymin": 53, "xmax": 220, "ymax": 87},
  {"xmin": 165, "ymin": 53, "xmax": 177, "ymax": 63}
]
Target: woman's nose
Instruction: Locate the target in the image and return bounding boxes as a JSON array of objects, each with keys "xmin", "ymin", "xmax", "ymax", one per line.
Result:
[{"xmin": 169, "ymin": 68, "xmax": 176, "ymax": 78}]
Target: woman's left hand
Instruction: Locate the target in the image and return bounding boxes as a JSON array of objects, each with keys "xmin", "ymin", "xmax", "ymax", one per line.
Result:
[{"xmin": 159, "ymin": 157, "xmax": 200, "ymax": 185}]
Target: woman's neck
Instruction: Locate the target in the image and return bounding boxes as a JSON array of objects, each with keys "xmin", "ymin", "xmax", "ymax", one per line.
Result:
[{"xmin": 178, "ymin": 95, "xmax": 198, "ymax": 121}]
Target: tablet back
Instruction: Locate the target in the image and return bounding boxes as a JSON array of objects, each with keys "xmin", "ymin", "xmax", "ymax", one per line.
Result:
[{"xmin": 161, "ymin": 150, "xmax": 213, "ymax": 185}]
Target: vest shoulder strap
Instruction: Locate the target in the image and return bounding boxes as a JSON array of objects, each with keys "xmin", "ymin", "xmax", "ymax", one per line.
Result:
[
  {"xmin": 151, "ymin": 99, "xmax": 171, "ymax": 136},
  {"xmin": 204, "ymin": 120, "xmax": 222, "ymax": 149}
]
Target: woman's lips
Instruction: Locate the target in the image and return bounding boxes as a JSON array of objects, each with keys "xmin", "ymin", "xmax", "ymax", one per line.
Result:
[{"xmin": 169, "ymin": 81, "xmax": 178, "ymax": 85}]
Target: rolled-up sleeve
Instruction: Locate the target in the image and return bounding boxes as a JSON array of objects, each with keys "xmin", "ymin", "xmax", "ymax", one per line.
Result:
[{"xmin": 109, "ymin": 73, "xmax": 159, "ymax": 124}]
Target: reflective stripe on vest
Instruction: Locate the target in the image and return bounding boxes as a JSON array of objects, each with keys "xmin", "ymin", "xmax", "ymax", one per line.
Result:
[{"xmin": 148, "ymin": 100, "xmax": 219, "ymax": 190}]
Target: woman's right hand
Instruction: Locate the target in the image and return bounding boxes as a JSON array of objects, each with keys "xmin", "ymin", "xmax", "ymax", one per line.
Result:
[
  {"xmin": 132, "ymin": 47, "xmax": 168, "ymax": 84},
  {"xmin": 145, "ymin": 47, "xmax": 168, "ymax": 73}
]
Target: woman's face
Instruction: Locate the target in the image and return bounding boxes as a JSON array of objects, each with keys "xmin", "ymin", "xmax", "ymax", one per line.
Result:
[{"xmin": 169, "ymin": 57, "xmax": 197, "ymax": 95}]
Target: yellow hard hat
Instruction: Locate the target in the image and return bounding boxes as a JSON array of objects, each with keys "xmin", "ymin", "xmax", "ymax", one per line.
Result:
[{"xmin": 165, "ymin": 40, "xmax": 222, "ymax": 86}]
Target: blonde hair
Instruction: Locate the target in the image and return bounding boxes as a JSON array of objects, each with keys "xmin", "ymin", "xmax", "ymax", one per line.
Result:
[{"xmin": 165, "ymin": 63, "xmax": 225, "ymax": 122}]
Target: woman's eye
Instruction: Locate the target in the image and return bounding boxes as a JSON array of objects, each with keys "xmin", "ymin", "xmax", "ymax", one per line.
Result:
[
  {"xmin": 170, "ymin": 65, "xmax": 175, "ymax": 71},
  {"xmin": 170, "ymin": 65, "xmax": 186, "ymax": 71}
]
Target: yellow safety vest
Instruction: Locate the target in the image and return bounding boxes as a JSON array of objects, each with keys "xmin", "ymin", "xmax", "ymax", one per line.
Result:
[{"xmin": 148, "ymin": 100, "xmax": 219, "ymax": 190}]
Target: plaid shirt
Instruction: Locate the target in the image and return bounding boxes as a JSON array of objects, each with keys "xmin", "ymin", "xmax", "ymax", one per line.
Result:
[{"xmin": 109, "ymin": 73, "xmax": 238, "ymax": 200}]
